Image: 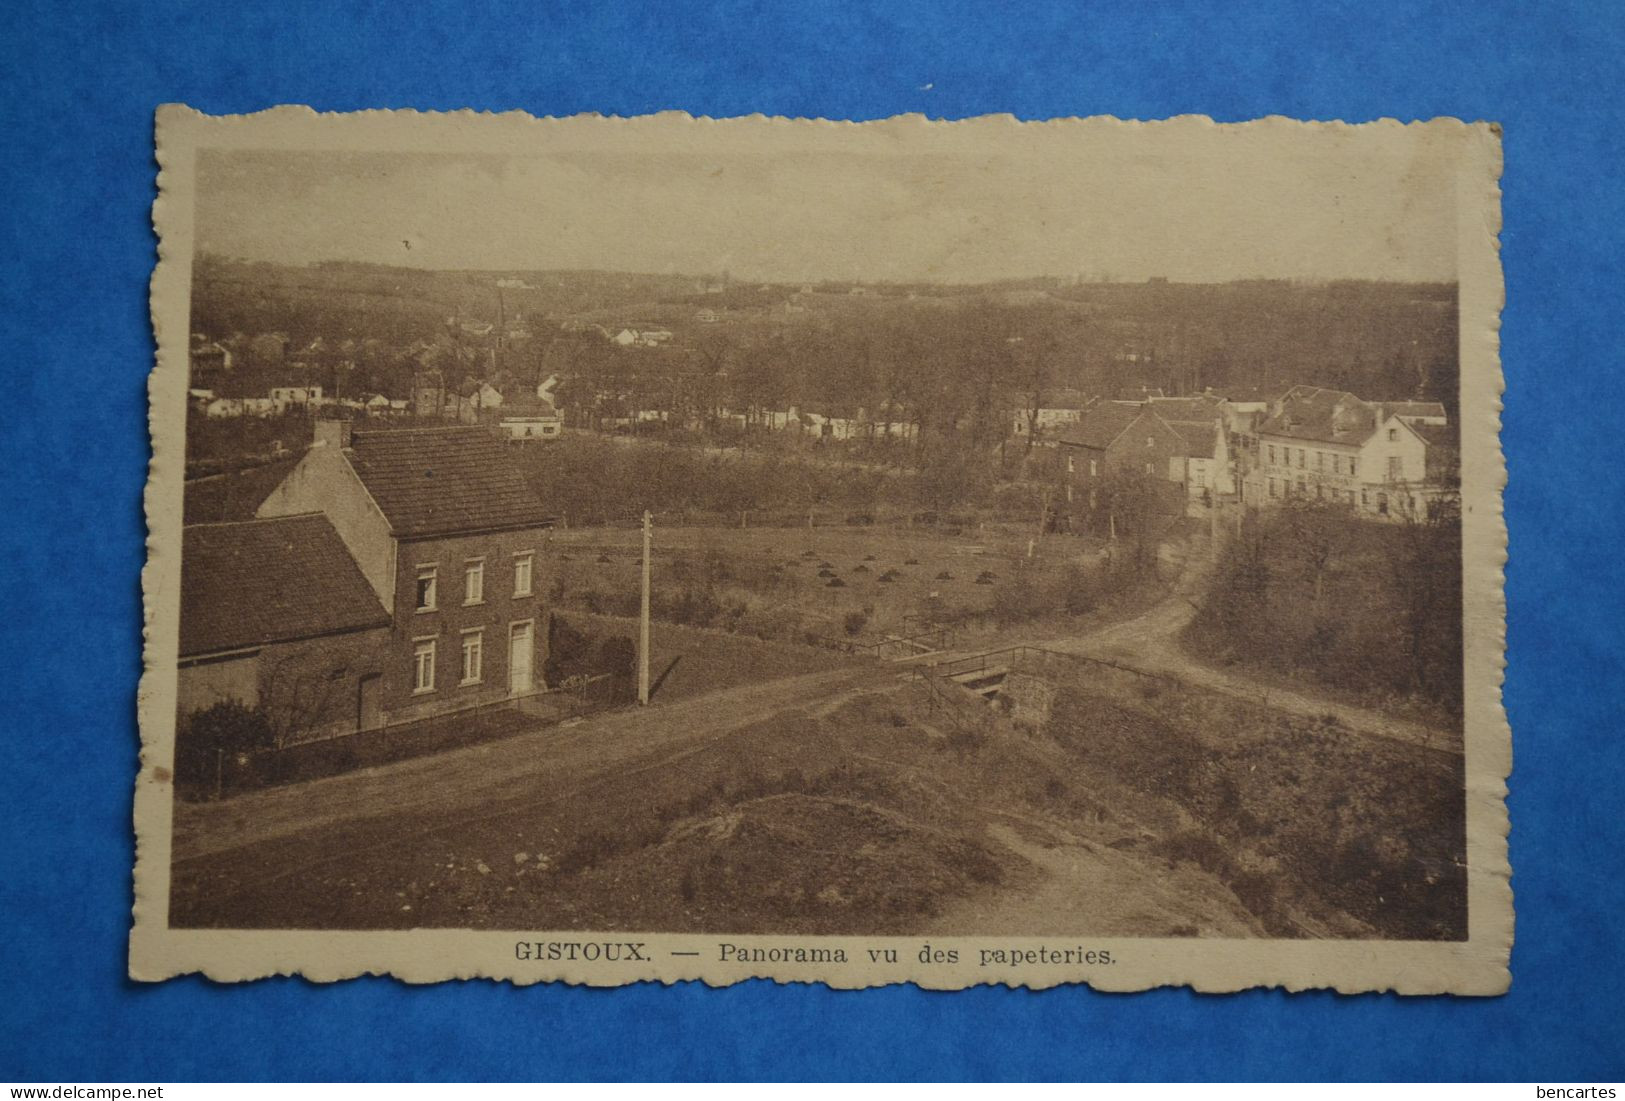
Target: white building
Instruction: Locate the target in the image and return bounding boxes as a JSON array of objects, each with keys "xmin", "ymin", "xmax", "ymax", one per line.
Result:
[
  {"xmin": 497, "ymin": 376, "xmax": 564, "ymax": 441},
  {"xmin": 1011, "ymin": 390, "xmax": 1092, "ymax": 440},
  {"xmin": 270, "ymin": 385, "xmax": 324, "ymax": 410},
  {"xmin": 1252, "ymin": 386, "xmax": 1451, "ymax": 519}
]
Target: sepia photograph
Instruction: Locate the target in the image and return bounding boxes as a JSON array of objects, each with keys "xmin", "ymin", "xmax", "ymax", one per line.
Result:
[{"xmin": 134, "ymin": 109, "xmax": 1508, "ymax": 991}]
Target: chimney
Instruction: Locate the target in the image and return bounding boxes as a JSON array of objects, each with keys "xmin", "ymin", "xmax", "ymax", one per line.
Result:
[{"xmin": 314, "ymin": 417, "xmax": 352, "ymax": 451}]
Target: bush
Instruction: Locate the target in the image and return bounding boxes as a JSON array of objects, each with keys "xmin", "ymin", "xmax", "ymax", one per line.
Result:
[
  {"xmin": 843, "ymin": 610, "xmax": 869, "ymax": 637},
  {"xmin": 990, "ymin": 569, "xmax": 1050, "ymax": 625},
  {"xmin": 597, "ymin": 636, "xmax": 637, "ymax": 677},
  {"xmin": 1060, "ymin": 564, "xmax": 1099, "ymax": 616},
  {"xmin": 944, "ymin": 723, "xmax": 988, "ymax": 759},
  {"xmin": 547, "ymin": 618, "xmax": 636, "ymax": 687},
  {"xmin": 175, "ymin": 700, "xmax": 274, "ymax": 798},
  {"xmin": 663, "ymin": 584, "xmax": 723, "ymax": 627}
]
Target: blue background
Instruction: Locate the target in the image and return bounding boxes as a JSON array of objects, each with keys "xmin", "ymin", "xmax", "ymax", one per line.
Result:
[{"xmin": 2, "ymin": 0, "xmax": 1622, "ymax": 1082}]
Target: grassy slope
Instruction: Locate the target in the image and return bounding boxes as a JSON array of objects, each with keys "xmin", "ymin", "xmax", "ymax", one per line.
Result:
[{"xmin": 1044, "ymin": 667, "xmax": 1467, "ymax": 939}]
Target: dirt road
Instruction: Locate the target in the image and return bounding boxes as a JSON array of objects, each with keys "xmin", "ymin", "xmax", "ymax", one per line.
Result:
[
  {"xmin": 172, "ymin": 661, "xmax": 896, "ymax": 865},
  {"xmin": 1035, "ymin": 577, "xmax": 1454, "ymax": 752},
  {"xmin": 930, "ymin": 823, "xmax": 1264, "ymax": 938}
]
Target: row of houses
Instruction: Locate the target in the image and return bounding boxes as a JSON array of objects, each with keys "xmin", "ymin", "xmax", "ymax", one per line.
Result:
[
  {"xmin": 193, "ymin": 373, "xmax": 567, "ymax": 443},
  {"xmin": 411, "ymin": 373, "xmax": 566, "ymax": 440},
  {"xmin": 572, "ymin": 379, "xmax": 1453, "ymax": 524},
  {"xmin": 190, "ymin": 386, "xmax": 413, "ymax": 419},
  {"xmin": 1040, "ymin": 385, "xmax": 1453, "ymax": 522},
  {"xmin": 178, "ymin": 421, "xmax": 558, "ymax": 742}
]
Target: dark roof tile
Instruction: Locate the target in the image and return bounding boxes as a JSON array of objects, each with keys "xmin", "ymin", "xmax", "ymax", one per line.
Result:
[
  {"xmin": 1168, "ymin": 420, "xmax": 1221, "ymax": 458},
  {"xmin": 180, "ymin": 515, "xmax": 389, "ymax": 657},
  {"xmin": 347, "ymin": 427, "xmax": 554, "ymax": 538},
  {"xmin": 1257, "ymin": 386, "xmax": 1378, "ymax": 445},
  {"xmin": 1054, "ymin": 404, "xmax": 1149, "ymax": 450}
]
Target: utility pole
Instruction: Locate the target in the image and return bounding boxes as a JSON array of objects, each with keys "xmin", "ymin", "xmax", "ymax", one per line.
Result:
[{"xmin": 638, "ymin": 510, "xmax": 652, "ymax": 705}]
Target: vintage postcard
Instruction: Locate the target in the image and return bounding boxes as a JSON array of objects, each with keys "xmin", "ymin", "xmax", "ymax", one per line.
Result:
[{"xmin": 134, "ymin": 107, "xmax": 1508, "ymax": 992}]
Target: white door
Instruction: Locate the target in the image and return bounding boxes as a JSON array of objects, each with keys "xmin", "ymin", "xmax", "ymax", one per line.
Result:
[{"xmin": 508, "ymin": 620, "xmax": 534, "ymax": 695}]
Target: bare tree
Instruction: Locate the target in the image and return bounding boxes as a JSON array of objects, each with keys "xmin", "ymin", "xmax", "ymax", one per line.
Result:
[{"xmin": 258, "ymin": 652, "xmax": 361, "ymax": 751}]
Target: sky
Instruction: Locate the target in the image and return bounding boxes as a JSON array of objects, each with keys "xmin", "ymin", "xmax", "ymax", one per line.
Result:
[{"xmin": 193, "ymin": 119, "xmax": 1463, "ymax": 283}]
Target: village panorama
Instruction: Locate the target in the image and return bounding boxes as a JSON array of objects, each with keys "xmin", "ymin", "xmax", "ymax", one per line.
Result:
[{"xmin": 168, "ymin": 257, "xmax": 1466, "ymax": 942}]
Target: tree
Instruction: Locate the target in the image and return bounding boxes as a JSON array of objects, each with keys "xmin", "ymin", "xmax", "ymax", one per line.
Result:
[
  {"xmin": 1278, "ymin": 498, "xmax": 1344, "ymax": 603},
  {"xmin": 1094, "ymin": 468, "xmax": 1176, "ymax": 573},
  {"xmin": 258, "ymin": 652, "xmax": 363, "ymax": 751},
  {"xmin": 1386, "ymin": 491, "xmax": 1463, "ymax": 707}
]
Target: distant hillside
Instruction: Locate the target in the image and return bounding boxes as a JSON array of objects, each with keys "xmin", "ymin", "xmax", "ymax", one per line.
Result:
[{"xmin": 188, "ymin": 258, "xmax": 1458, "ymax": 415}]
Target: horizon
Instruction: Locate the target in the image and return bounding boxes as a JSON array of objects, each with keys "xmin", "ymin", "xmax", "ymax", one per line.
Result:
[
  {"xmin": 193, "ymin": 122, "xmax": 1462, "ymax": 284},
  {"xmin": 195, "ymin": 253, "xmax": 1459, "ymax": 290}
]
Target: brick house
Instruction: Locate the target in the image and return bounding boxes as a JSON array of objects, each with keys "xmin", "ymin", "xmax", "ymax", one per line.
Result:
[
  {"xmin": 177, "ymin": 514, "xmax": 392, "ymax": 739},
  {"xmin": 1052, "ymin": 403, "xmax": 1188, "ymax": 529},
  {"xmin": 257, "ymin": 421, "xmax": 556, "ymax": 726}
]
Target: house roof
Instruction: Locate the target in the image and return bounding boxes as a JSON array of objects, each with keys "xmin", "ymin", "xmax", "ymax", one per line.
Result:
[
  {"xmin": 1148, "ymin": 395, "xmax": 1223, "ymax": 421},
  {"xmin": 1378, "ymin": 400, "xmax": 1448, "ymax": 421},
  {"xmin": 345, "ymin": 426, "xmax": 554, "ymax": 538},
  {"xmin": 1412, "ymin": 421, "xmax": 1455, "ymax": 448},
  {"xmin": 1169, "ymin": 420, "xmax": 1221, "ymax": 459},
  {"xmin": 1054, "ymin": 403, "xmax": 1152, "ymax": 450},
  {"xmin": 183, "ymin": 455, "xmax": 304, "ymax": 525},
  {"xmin": 1256, "ymin": 386, "xmax": 1379, "ymax": 446},
  {"xmin": 1011, "ymin": 387, "xmax": 1093, "ymax": 411},
  {"xmin": 180, "ymin": 514, "xmax": 389, "ymax": 658},
  {"xmin": 500, "ymin": 395, "xmax": 561, "ymax": 418},
  {"xmin": 1216, "ymin": 384, "xmax": 1275, "ymax": 404},
  {"xmin": 498, "ymin": 386, "xmax": 560, "ymax": 417}
]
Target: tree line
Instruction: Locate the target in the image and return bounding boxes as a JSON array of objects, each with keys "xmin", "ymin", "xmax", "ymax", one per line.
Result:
[{"xmin": 1186, "ymin": 497, "xmax": 1464, "ymax": 719}]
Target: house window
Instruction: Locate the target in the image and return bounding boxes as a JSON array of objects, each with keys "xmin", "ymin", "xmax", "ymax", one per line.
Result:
[
  {"xmin": 412, "ymin": 637, "xmax": 437, "ymax": 694},
  {"xmin": 1146, "ymin": 435, "xmax": 1154, "ymax": 448},
  {"xmin": 1296, "ymin": 448, "xmax": 1305, "ymax": 469},
  {"xmin": 1389, "ymin": 428, "xmax": 1399, "ymax": 441},
  {"xmin": 1388, "ymin": 455, "xmax": 1404, "ymax": 481},
  {"xmin": 1066, "ymin": 484, "xmax": 1074, "ymax": 503},
  {"xmin": 460, "ymin": 629, "xmax": 483, "ymax": 686},
  {"xmin": 1268, "ymin": 477, "xmax": 1278, "ymax": 498},
  {"xmin": 1145, "ymin": 462, "xmax": 1155, "ymax": 476},
  {"xmin": 464, "ymin": 558, "xmax": 485, "ymax": 605},
  {"xmin": 513, "ymin": 551, "xmax": 534, "ymax": 597},
  {"xmin": 1267, "ymin": 444, "xmax": 1276, "ymax": 464},
  {"xmin": 1089, "ymin": 459, "xmax": 1098, "ymax": 477},
  {"xmin": 1349, "ymin": 457, "xmax": 1359, "ymax": 478},
  {"xmin": 415, "ymin": 565, "xmax": 438, "ymax": 612},
  {"xmin": 1066, "ymin": 455, "xmax": 1075, "ymax": 474}
]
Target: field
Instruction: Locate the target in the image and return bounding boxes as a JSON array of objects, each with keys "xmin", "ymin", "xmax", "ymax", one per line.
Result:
[
  {"xmin": 538, "ymin": 520, "xmax": 1120, "ymax": 651},
  {"xmin": 555, "ymin": 610, "xmax": 851, "ymax": 703}
]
